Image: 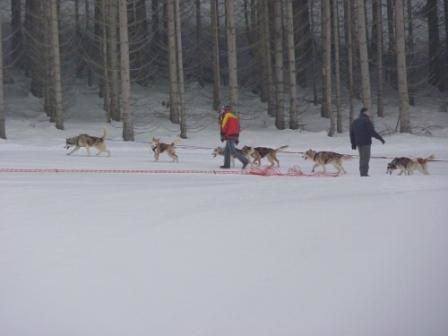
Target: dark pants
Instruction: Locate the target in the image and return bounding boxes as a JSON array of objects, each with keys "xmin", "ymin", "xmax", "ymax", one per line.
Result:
[
  {"xmin": 223, "ymin": 139, "xmax": 248, "ymax": 168},
  {"xmin": 358, "ymin": 145, "xmax": 371, "ymax": 176}
]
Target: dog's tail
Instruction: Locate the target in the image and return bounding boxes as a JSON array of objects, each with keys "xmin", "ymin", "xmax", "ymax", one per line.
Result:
[
  {"xmin": 275, "ymin": 145, "xmax": 289, "ymax": 152},
  {"xmin": 171, "ymin": 138, "xmax": 181, "ymax": 147},
  {"xmin": 343, "ymin": 155, "xmax": 353, "ymax": 160},
  {"xmin": 417, "ymin": 154, "xmax": 434, "ymax": 165},
  {"xmin": 101, "ymin": 127, "xmax": 108, "ymax": 140}
]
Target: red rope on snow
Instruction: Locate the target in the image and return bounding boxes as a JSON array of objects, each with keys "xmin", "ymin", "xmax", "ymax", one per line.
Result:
[{"xmin": 0, "ymin": 167, "xmax": 338, "ymax": 177}]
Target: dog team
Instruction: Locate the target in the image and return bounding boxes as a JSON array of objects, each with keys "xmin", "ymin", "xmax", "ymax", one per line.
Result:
[{"xmin": 64, "ymin": 106, "xmax": 435, "ymax": 176}]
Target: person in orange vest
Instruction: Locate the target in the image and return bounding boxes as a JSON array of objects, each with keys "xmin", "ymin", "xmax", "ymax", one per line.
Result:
[{"xmin": 219, "ymin": 105, "xmax": 249, "ymax": 169}]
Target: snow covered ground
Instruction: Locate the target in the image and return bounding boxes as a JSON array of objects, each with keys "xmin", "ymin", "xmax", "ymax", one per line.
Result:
[{"xmin": 1, "ymin": 84, "xmax": 448, "ymax": 336}]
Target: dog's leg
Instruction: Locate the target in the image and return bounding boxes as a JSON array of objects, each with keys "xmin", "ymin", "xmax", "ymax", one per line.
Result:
[
  {"xmin": 67, "ymin": 146, "xmax": 80, "ymax": 155},
  {"xmin": 86, "ymin": 146, "xmax": 91, "ymax": 156},
  {"xmin": 311, "ymin": 163, "xmax": 319, "ymax": 173}
]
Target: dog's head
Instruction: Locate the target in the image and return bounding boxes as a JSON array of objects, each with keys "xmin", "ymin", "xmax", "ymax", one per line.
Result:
[
  {"xmin": 386, "ymin": 159, "xmax": 399, "ymax": 175},
  {"xmin": 303, "ymin": 149, "xmax": 316, "ymax": 160},
  {"xmin": 241, "ymin": 146, "xmax": 254, "ymax": 156},
  {"xmin": 65, "ymin": 136, "xmax": 77, "ymax": 149},
  {"xmin": 212, "ymin": 147, "xmax": 223, "ymax": 158},
  {"xmin": 151, "ymin": 137, "xmax": 160, "ymax": 146}
]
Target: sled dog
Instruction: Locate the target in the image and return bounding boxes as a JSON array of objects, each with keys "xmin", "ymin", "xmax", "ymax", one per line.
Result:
[
  {"xmin": 386, "ymin": 155, "xmax": 434, "ymax": 175},
  {"xmin": 151, "ymin": 137, "xmax": 179, "ymax": 162},
  {"xmin": 241, "ymin": 145, "xmax": 288, "ymax": 168},
  {"xmin": 212, "ymin": 146, "xmax": 248, "ymax": 168},
  {"xmin": 65, "ymin": 128, "xmax": 110, "ymax": 156},
  {"xmin": 303, "ymin": 149, "xmax": 352, "ymax": 175}
]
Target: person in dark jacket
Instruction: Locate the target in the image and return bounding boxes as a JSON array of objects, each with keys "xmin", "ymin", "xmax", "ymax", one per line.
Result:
[
  {"xmin": 350, "ymin": 107, "xmax": 385, "ymax": 176},
  {"xmin": 219, "ymin": 105, "xmax": 249, "ymax": 169}
]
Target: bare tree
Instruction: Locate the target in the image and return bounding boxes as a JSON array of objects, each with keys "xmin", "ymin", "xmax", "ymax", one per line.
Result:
[
  {"xmin": 355, "ymin": 0, "xmax": 372, "ymax": 113},
  {"xmin": 332, "ymin": 0, "xmax": 341, "ymax": 133},
  {"xmin": 261, "ymin": 0, "xmax": 275, "ymax": 116},
  {"xmin": 374, "ymin": 0, "xmax": 384, "ymax": 117},
  {"xmin": 285, "ymin": 0, "xmax": 300, "ymax": 129},
  {"xmin": 50, "ymin": 0, "xmax": 64, "ymax": 130},
  {"xmin": 167, "ymin": 0, "xmax": 180, "ymax": 123},
  {"xmin": 273, "ymin": 0, "xmax": 285, "ymax": 129},
  {"xmin": 395, "ymin": 0, "xmax": 411, "ymax": 132},
  {"xmin": 11, "ymin": 0, "xmax": 22, "ymax": 65},
  {"xmin": 0, "ymin": 19, "xmax": 6, "ymax": 139},
  {"xmin": 119, "ymin": 0, "xmax": 134, "ymax": 141},
  {"xmin": 108, "ymin": 0, "xmax": 121, "ymax": 121},
  {"xmin": 211, "ymin": 0, "xmax": 221, "ymax": 110},
  {"xmin": 345, "ymin": 0, "xmax": 354, "ymax": 124},
  {"xmin": 225, "ymin": 0, "xmax": 239, "ymax": 112},
  {"xmin": 321, "ymin": 0, "xmax": 332, "ymax": 121},
  {"xmin": 407, "ymin": 0, "xmax": 415, "ymax": 105},
  {"xmin": 427, "ymin": 0, "xmax": 441, "ymax": 88},
  {"xmin": 175, "ymin": 0, "xmax": 186, "ymax": 138}
]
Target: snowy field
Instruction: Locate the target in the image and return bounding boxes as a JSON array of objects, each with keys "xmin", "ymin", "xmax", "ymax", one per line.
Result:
[{"xmin": 1, "ymin": 86, "xmax": 448, "ymax": 335}]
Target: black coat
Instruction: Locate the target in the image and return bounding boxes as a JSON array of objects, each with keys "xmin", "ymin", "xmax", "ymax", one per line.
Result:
[{"xmin": 350, "ymin": 113, "xmax": 384, "ymax": 148}]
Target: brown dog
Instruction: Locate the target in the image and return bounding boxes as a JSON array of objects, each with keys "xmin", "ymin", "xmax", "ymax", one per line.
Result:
[
  {"xmin": 151, "ymin": 137, "xmax": 179, "ymax": 162},
  {"xmin": 241, "ymin": 145, "xmax": 288, "ymax": 168},
  {"xmin": 303, "ymin": 149, "xmax": 352, "ymax": 175},
  {"xmin": 386, "ymin": 155, "xmax": 434, "ymax": 175}
]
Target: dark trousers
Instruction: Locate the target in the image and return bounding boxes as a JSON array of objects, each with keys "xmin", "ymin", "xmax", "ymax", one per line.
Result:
[
  {"xmin": 223, "ymin": 139, "xmax": 248, "ymax": 167},
  {"xmin": 358, "ymin": 145, "xmax": 371, "ymax": 176}
]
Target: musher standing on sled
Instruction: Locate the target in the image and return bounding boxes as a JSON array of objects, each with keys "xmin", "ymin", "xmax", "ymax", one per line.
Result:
[{"xmin": 218, "ymin": 105, "xmax": 249, "ymax": 169}]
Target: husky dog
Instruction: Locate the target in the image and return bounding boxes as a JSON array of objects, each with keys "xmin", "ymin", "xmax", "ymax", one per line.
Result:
[
  {"xmin": 386, "ymin": 155, "xmax": 434, "ymax": 175},
  {"xmin": 241, "ymin": 145, "xmax": 288, "ymax": 168},
  {"xmin": 212, "ymin": 146, "xmax": 248, "ymax": 168},
  {"xmin": 303, "ymin": 149, "xmax": 352, "ymax": 175},
  {"xmin": 151, "ymin": 137, "xmax": 179, "ymax": 162},
  {"xmin": 65, "ymin": 128, "xmax": 110, "ymax": 156}
]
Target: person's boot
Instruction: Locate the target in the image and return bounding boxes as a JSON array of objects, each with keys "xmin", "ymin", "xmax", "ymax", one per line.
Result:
[{"xmin": 220, "ymin": 165, "xmax": 230, "ymax": 169}]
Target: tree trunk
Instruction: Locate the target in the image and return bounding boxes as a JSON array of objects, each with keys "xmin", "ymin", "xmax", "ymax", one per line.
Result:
[
  {"xmin": 101, "ymin": 0, "xmax": 111, "ymax": 121},
  {"xmin": 309, "ymin": 0, "xmax": 318, "ymax": 105},
  {"xmin": 167, "ymin": 0, "xmax": 179, "ymax": 123},
  {"xmin": 175, "ymin": 0, "xmax": 187, "ymax": 138},
  {"xmin": 195, "ymin": 0, "xmax": 204, "ymax": 86},
  {"xmin": 261, "ymin": 0, "xmax": 275, "ymax": 115},
  {"xmin": 211, "ymin": 0, "xmax": 221, "ymax": 111},
  {"xmin": 395, "ymin": 0, "xmax": 410, "ymax": 132},
  {"xmin": 109, "ymin": 0, "xmax": 121, "ymax": 121},
  {"xmin": 273, "ymin": 0, "xmax": 285, "ymax": 129},
  {"xmin": 356, "ymin": 0, "xmax": 372, "ymax": 113},
  {"xmin": 0, "ymin": 20, "xmax": 6, "ymax": 139},
  {"xmin": 386, "ymin": 0, "xmax": 396, "ymax": 87},
  {"xmin": 293, "ymin": 0, "xmax": 312, "ymax": 87},
  {"xmin": 119, "ymin": 0, "xmax": 134, "ymax": 141},
  {"xmin": 11, "ymin": 0, "xmax": 22, "ymax": 65},
  {"xmin": 345, "ymin": 0, "xmax": 354, "ymax": 124},
  {"xmin": 375, "ymin": 0, "xmax": 384, "ymax": 117},
  {"xmin": 151, "ymin": 0, "xmax": 160, "ymax": 73},
  {"xmin": 427, "ymin": 0, "xmax": 441, "ymax": 88},
  {"xmin": 444, "ymin": 0, "xmax": 448, "ymax": 90},
  {"xmin": 285, "ymin": 0, "xmax": 299, "ymax": 129},
  {"xmin": 85, "ymin": 0, "xmax": 93, "ymax": 86},
  {"xmin": 321, "ymin": 0, "xmax": 332, "ymax": 120},
  {"xmin": 28, "ymin": 0, "xmax": 45, "ymax": 98},
  {"xmin": 332, "ymin": 0, "xmax": 341, "ymax": 134},
  {"xmin": 50, "ymin": 0, "xmax": 64, "ymax": 129},
  {"xmin": 407, "ymin": 0, "xmax": 415, "ymax": 105},
  {"xmin": 225, "ymin": 0, "xmax": 239, "ymax": 112}
]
